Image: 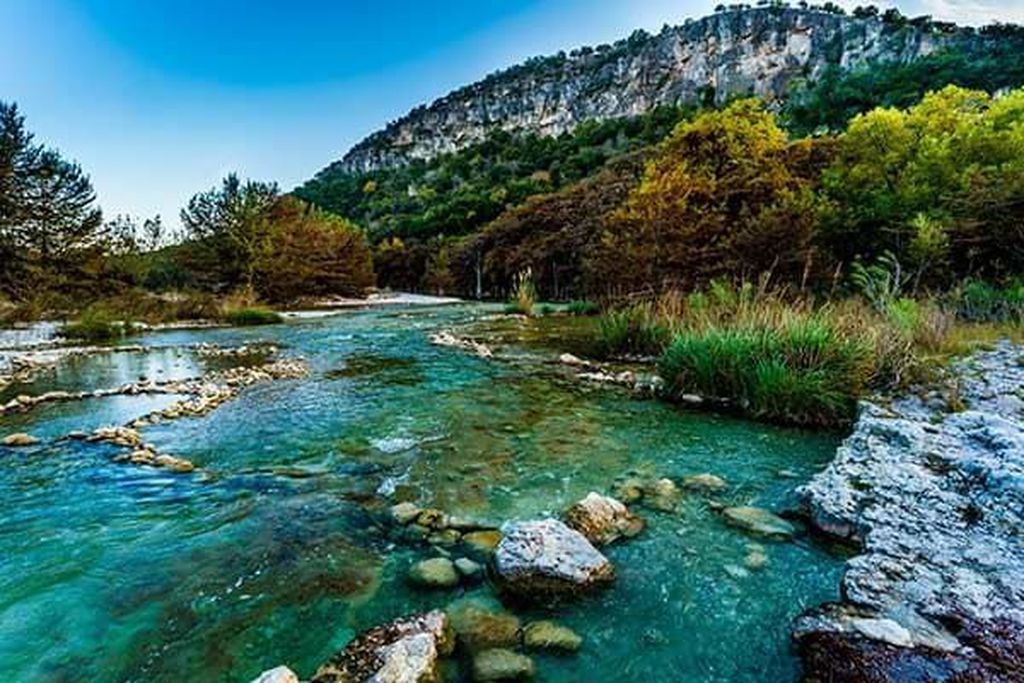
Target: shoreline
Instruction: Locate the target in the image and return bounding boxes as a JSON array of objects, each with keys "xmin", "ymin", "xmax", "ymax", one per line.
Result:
[{"xmin": 793, "ymin": 340, "xmax": 1024, "ymax": 680}]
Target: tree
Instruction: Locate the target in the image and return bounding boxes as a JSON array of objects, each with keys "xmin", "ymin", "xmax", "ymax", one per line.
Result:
[
  {"xmin": 180, "ymin": 174, "xmax": 279, "ymax": 293},
  {"xmin": 820, "ymin": 86, "xmax": 1024, "ymax": 284},
  {"xmin": 591, "ymin": 100, "xmax": 828, "ymax": 294},
  {"xmin": 0, "ymin": 101, "xmax": 103, "ymax": 296},
  {"xmin": 255, "ymin": 196, "xmax": 374, "ymax": 302}
]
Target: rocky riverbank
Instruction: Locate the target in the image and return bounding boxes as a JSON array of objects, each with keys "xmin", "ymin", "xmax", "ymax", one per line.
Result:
[{"xmin": 795, "ymin": 341, "xmax": 1024, "ymax": 681}]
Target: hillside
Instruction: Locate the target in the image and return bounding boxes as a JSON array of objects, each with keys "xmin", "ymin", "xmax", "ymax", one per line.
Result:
[{"xmin": 335, "ymin": 7, "xmax": 962, "ymax": 174}]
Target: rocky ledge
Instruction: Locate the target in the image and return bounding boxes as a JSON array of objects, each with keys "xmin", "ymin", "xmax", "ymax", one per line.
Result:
[{"xmin": 796, "ymin": 341, "xmax": 1024, "ymax": 681}]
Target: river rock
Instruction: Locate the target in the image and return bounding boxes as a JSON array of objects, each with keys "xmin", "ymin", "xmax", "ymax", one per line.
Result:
[
  {"xmin": 721, "ymin": 506, "xmax": 796, "ymax": 539},
  {"xmin": 643, "ymin": 478, "xmax": 681, "ymax": 512},
  {"xmin": 408, "ymin": 557, "xmax": 459, "ymax": 589},
  {"xmin": 463, "ymin": 529, "xmax": 503, "ymax": 554},
  {"xmin": 493, "ymin": 519, "xmax": 614, "ymax": 601},
  {"xmin": 454, "ymin": 557, "xmax": 483, "ymax": 579},
  {"xmin": 681, "ymin": 473, "xmax": 727, "ymax": 493},
  {"xmin": 522, "ymin": 621, "xmax": 583, "ymax": 653},
  {"xmin": 563, "ymin": 492, "xmax": 644, "ymax": 545},
  {"xmin": 796, "ymin": 341, "xmax": 1024, "ymax": 678},
  {"xmin": 471, "ymin": 649, "xmax": 535, "ymax": 682},
  {"xmin": 250, "ymin": 666, "xmax": 299, "ymax": 683},
  {"xmin": 311, "ymin": 610, "xmax": 454, "ymax": 683},
  {"xmin": 447, "ymin": 599, "xmax": 521, "ymax": 653},
  {"xmin": 2, "ymin": 432, "xmax": 39, "ymax": 447},
  {"xmin": 391, "ymin": 502, "xmax": 422, "ymax": 525}
]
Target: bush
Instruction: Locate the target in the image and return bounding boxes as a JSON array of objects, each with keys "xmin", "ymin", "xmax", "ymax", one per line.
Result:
[
  {"xmin": 223, "ymin": 307, "xmax": 284, "ymax": 326},
  {"xmin": 948, "ymin": 280, "xmax": 1024, "ymax": 323},
  {"xmin": 62, "ymin": 307, "xmax": 125, "ymax": 342}
]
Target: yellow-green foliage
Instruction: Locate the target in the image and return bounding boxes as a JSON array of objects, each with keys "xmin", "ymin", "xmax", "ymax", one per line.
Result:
[{"xmin": 822, "ymin": 86, "xmax": 1024, "ymax": 284}]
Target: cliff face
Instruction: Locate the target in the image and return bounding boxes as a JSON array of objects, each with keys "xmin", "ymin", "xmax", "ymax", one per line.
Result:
[{"xmin": 336, "ymin": 8, "xmax": 955, "ymax": 174}]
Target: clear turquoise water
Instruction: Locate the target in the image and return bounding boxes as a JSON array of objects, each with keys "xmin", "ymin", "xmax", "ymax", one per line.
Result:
[{"xmin": 0, "ymin": 306, "xmax": 843, "ymax": 682}]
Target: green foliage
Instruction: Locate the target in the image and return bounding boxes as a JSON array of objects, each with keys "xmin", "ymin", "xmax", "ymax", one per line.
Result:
[
  {"xmin": 180, "ymin": 174, "xmax": 280, "ymax": 292},
  {"xmin": 947, "ymin": 280, "xmax": 1024, "ymax": 323},
  {"xmin": 62, "ymin": 306, "xmax": 124, "ymax": 342},
  {"xmin": 820, "ymin": 86, "xmax": 1024, "ymax": 284},
  {"xmin": 0, "ymin": 101, "xmax": 104, "ymax": 299},
  {"xmin": 296, "ymin": 107, "xmax": 690, "ymax": 290},
  {"xmin": 591, "ymin": 100, "xmax": 829, "ymax": 293},
  {"xmin": 784, "ymin": 39, "xmax": 1024, "ymax": 136},
  {"xmin": 223, "ymin": 307, "xmax": 284, "ymax": 326}
]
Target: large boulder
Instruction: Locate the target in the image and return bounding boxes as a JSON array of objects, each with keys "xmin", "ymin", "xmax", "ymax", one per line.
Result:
[
  {"xmin": 492, "ymin": 519, "xmax": 614, "ymax": 602},
  {"xmin": 312, "ymin": 610, "xmax": 454, "ymax": 683},
  {"xmin": 563, "ymin": 492, "xmax": 644, "ymax": 546}
]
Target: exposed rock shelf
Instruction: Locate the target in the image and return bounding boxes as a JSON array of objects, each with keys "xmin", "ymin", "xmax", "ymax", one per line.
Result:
[{"xmin": 796, "ymin": 341, "xmax": 1024, "ymax": 680}]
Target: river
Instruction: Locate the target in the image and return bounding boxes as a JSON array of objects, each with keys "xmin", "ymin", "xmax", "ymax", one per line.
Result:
[{"xmin": 0, "ymin": 304, "xmax": 844, "ymax": 682}]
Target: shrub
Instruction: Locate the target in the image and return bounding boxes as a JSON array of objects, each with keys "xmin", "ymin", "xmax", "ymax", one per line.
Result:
[
  {"xmin": 948, "ymin": 280, "xmax": 1024, "ymax": 323},
  {"xmin": 223, "ymin": 307, "xmax": 284, "ymax": 326},
  {"xmin": 62, "ymin": 307, "xmax": 124, "ymax": 342}
]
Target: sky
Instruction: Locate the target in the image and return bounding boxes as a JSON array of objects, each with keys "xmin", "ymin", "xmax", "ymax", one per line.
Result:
[{"xmin": 1, "ymin": 0, "xmax": 1022, "ymax": 229}]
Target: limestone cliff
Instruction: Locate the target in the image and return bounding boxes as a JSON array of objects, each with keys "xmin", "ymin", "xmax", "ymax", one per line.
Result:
[{"xmin": 337, "ymin": 8, "xmax": 962, "ymax": 173}]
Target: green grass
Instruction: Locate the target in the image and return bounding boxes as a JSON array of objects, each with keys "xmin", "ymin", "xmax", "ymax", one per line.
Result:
[
  {"xmin": 589, "ymin": 281, "xmax": 1009, "ymax": 428},
  {"xmin": 594, "ymin": 304, "xmax": 672, "ymax": 358},
  {"xmin": 657, "ymin": 317, "xmax": 873, "ymax": 427},
  {"xmin": 223, "ymin": 307, "xmax": 284, "ymax": 326}
]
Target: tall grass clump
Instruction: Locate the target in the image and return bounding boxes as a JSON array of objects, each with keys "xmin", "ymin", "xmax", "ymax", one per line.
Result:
[
  {"xmin": 507, "ymin": 268, "xmax": 537, "ymax": 316},
  {"xmin": 628, "ymin": 280, "xmax": 954, "ymax": 427},
  {"xmin": 947, "ymin": 280, "xmax": 1024, "ymax": 324},
  {"xmin": 595, "ymin": 302, "xmax": 673, "ymax": 358}
]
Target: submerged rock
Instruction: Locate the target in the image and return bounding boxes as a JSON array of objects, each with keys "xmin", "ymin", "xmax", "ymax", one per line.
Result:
[
  {"xmin": 249, "ymin": 666, "xmax": 299, "ymax": 683},
  {"xmin": 311, "ymin": 610, "xmax": 454, "ymax": 683},
  {"xmin": 721, "ymin": 506, "xmax": 796, "ymax": 539},
  {"xmin": 681, "ymin": 473, "xmax": 727, "ymax": 493},
  {"xmin": 447, "ymin": 599, "xmax": 522, "ymax": 653},
  {"xmin": 563, "ymin": 492, "xmax": 644, "ymax": 546},
  {"xmin": 471, "ymin": 649, "xmax": 535, "ymax": 682},
  {"xmin": 522, "ymin": 621, "xmax": 583, "ymax": 653},
  {"xmin": 391, "ymin": 502, "xmax": 422, "ymax": 525},
  {"xmin": 2, "ymin": 432, "xmax": 39, "ymax": 447},
  {"xmin": 493, "ymin": 519, "xmax": 614, "ymax": 602},
  {"xmin": 643, "ymin": 478, "xmax": 681, "ymax": 512},
  {"xmin": 463, "ymin": 530, "xmax": 503, "ymax": 554},
  {"xmin": 454, "ymin": 557, "xmax": 483, "ymax": 579},
  {"xmin": 408, "ymin": 557, "xmax": 459, "ymax": 589}
]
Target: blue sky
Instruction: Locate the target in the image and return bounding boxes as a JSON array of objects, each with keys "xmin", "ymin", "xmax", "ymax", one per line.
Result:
[{"xmin": 1, "ymin": 0, "xmax": 1022, "ymax": 229}]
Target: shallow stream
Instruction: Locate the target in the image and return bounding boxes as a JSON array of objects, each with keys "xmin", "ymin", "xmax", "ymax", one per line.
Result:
[{"xmin": 0, "ymin": 305, "xmax": 844, "ymax": 682}]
